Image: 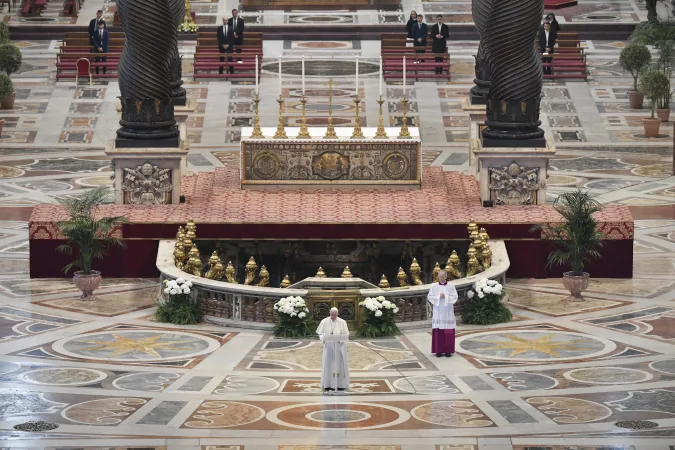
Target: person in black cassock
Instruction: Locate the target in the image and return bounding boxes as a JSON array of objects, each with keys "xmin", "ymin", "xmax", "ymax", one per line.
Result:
[
  {"xmin": 217, "ymin": 16, "xmax": 235, "ymax": 74},
  {"xmin": 538, "ymin": 21, "xmax": 557, "ymax": 75},
  {"xmin": 431, "ymin": 14, "xmax": 449, "ymax": 74},
  {"xmin": 406, "ymin": 11, "xmax": 417, "ymax": 39}
]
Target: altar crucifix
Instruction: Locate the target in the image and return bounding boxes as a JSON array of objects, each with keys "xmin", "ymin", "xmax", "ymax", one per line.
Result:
[{"xmin": 324, "ymin": 77, "xmax": 338, "ymax": 139}]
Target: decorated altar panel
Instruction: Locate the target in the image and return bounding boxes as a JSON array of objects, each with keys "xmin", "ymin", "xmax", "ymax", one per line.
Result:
[{"xmin": 240, "ymin": 127, "xmax": 422, "ymax": 186}]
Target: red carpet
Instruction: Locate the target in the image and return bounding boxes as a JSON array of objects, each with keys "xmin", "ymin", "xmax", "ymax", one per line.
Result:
[{"xmin": 544, "ymin": 0, "xmax": 577, "ymax": 9}]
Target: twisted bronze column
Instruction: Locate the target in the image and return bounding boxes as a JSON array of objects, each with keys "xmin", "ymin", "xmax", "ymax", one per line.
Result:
[
  {"xmin": 481, "ymin": 0, "xmax": 545, "ymax": 146},
  {"xmin": 470, "ymin": 0, "xmax": 492, "ymax": 105},
  {"xmin": 169, "ymin": 0, "xmax": 186, "ymax": 106},
  {"xmin": 116, "ymin": 0, "xmax": 179, "ymax": 144}
]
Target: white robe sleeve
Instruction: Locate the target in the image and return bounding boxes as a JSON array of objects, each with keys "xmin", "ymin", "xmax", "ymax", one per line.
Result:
[
  {"xmin": 446, "ymin": 284, "xmax": 459, "ymax": 305},
  {"xmin": 427, "ymin": 284, "xmax": 439, "ymax": 306},
  {"xmin": 316, "ymin": 318, "xmax": 326, "ymax": 342}
]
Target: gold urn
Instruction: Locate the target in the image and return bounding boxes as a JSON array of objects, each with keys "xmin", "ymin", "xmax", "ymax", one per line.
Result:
[
  {"xmin": 467, "ymin": 219, "xmax": 479, "ymax": 236},
  {"xmin": 469, "ymin": 229, "xmax": 479, "ymax": 241},
  {"xmin": 186, "ymin": 219, "xmax": 197, "ymax": 235},
  {"xmin": 244, "ymin": 256, "xmax": 258, "ymax": 285},
  {"xmin": 280, "ymin": 275, "xmax": 292, "ymax": 288},
  {"xmin": 315, "ymin": 267, "xmax": 327, "ymax": 278},
  {"xmin": 410, "ymin": 258, "xmax": 423, "ymax": 285},
  {"xmin": 257, "ymin": 265, "xmax": 270, "ymax": 287},
  {"xmin": 173, "ymin": 246, "xmax": 186, "ymax": 269},
  {"xmin": 378, "ymin": 274, "xmax": 391, "ymax": 289},
  {"xmin": 432, "ymin": 262, "xmax": 441, "ymax": 283},
  {"xmin": 479, "ymin": 227, "xmax": 490, "ymax": 242},
  {"xmin": 397, "ymin": 267, "xmax": 409, "ymax": 287},
  {"xmin": 445, "ymin": 250, "xmax": 462, "ymax": 280},
  {"xmin": 225, "ymin": 261, "xmax": 237, "ymax": 283},
  {"xmin": 208, "ymin": 251, "xmax": 220, "ymax": 267},
  {"xmin": 466, "ymin": 254, "xmax": 481, "ymax": 277},
  {"xmin": 341, "ymin": 266, "xmax": 353, "ymax": 278},
  {"xmin": 176, "ymin": 226, "xmax": 185, "ymax": 241},
  {"xmin": 481, "ymin": 245, "xmax": 492, "ymax": 269}
]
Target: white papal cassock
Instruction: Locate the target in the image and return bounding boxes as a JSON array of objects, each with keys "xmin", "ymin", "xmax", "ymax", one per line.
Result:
[{"xmin": 317, "ymin": 316, "xmax": 350, "ymax": 390}]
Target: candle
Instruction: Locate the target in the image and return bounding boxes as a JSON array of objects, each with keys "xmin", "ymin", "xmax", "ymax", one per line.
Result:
[
  {"xmin": 403, "ymin": 55, "xmax": 406, "ymax": 97},
  {"xmin": 278, "ymin": 56, "xmax": 282, "ymax": 97},
  {"xmin": 302, "ymin": 56, "xmax": 305, "ymax": 95},
  {"xmin": 355, "ymin": 56, "xmax": 359, "ymax": 97},
  {"xmin": 379, "ymin": 56, "xmax": 383, "ymax": 97},
  {"xmin": 255, "ymin": 55, "xmax": 259, "ymax": 96}
]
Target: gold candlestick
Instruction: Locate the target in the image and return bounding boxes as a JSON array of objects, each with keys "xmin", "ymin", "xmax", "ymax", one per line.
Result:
[
  {"xmin": 398, "ymin": 97, "xmax": 411, "ymax": 139},
  {"xmin": 324, "ymin": 77, "xmax": 338, "ymax": 139},
  {"xmin": 296, "ymin": 96, "xmax": 311, "ymax": 139},
  {"xmin": 351, "ymin": 97, "xmax": 364, "ymax": 139},
  {"xmin": 250, "ymin": 93, "xmax": 264, "ymax": 138},
  {"xmin": 274, "ymin": 96, "xmax": 288, "ymax": 139},
  {"xmin": 374, "ymin": 95, "xmax": 388, "ymax": 139}
]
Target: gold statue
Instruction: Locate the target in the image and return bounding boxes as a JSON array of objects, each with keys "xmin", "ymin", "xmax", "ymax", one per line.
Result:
[
  {"xmin": 445, "ymin": 250, "xmax": 462, "ymax": 280},
  {"xmin": 173, "ymin": 245, "xmax": 186, "ymax": 270},
  {"xmin": 280, "ymin": 274, "xmax": 292, "ymax": 288},
  {"xmin": 188, "ymin": 244, "xmax": 200, "ymax": 260},
  {"xmin": 185, "ymin": 220, "xmax": 197, "ymax": 241},
  {"xmin": 469, "ymin": 229, "xmax": 479, "ymax": 242},
  {"xmin": 467, "ymin": 244, "xmax": 478, "ymax": 262},
  {"xmin": 467, "ymin": 219, "xmax": 479, "ymax": 236},
  {"xmin": 432, "ymin": 262, "xmax": 441, "ymax": 282},
  {"xmin": 481, "ymin": 245, "xmax": 492, "ymax": 269},
  {"xmin": 208, "ymin": 251, "xmax": 219, "ymax": 267},
  {"xmin": 244, "ymin": 256, "xmax": 258, "ymax": 285},
  {"xmin": 205, "ymin": 259, "xmax": 224, "ymax": 280},
  {"xmin": 466, "ymin": 254, "xmax": 481, "ymax": 277},
  {"xmin": 176, "ymin": 226, "xmax": 185, "ymax": 241},
  {"xmin": 473, "ymin": 237, "xmax": 485, "ymax": 254},
  {"xmin": 182, "ymin": 237, "xmax": 193, "ymax": 255},
  {"xmin": 316, "ymin": 267, "xmax": 327, "ymax": 278},
  {"xmin": 410, "ymin": 258, "xmax": 423, "ymax": 285},
  {"xmin": 341, "ymin": 266, "xmax": 353, "ymax": 278},
  {"xmin": 479, "ymin": 227, "xmax": 490, "ymax": 242},
  {"xmin": 225, "ymin": 261, "xmax": 237, "ymax": 283},
  {"xmin": 378, "ymin": 274, "xmax": 390, "ymax": 289},
  {"xmin": 257, "ymin": 265, "xmax": 270, "ymax": 287},
  {"xmin": 397, "ymin": 267, "xmax": 409, "ymax": 287}
]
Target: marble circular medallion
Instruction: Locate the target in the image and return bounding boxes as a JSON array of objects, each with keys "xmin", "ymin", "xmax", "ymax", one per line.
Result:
[
  {"xmin": 527, "ymin": 397, "xmax": 613, "ymax": 423},
  {"xmin": 563, "ymin": 367, "xmax": 652, "ymax": 385},
  {"xmin": 62, "ymin": 398, "xmax": 147, "ymax": 425},
  {"xmin": 0, "ymin": 166, "xmax": 25, "ymax": 178},
  {"xmin": 393, "ymin": 375, "xmax": 460, "ymax": 394},
  {"xmin": 411, "ymin": 401, "xmax": 493, "ymax": 427},
  {"xmin": 183, "ymin": 401, "xmax": 266, "ymax": 428},
  {"xmin": 53, "ymin": 330, "xmax": 220, "ymax": 362},
  {"xmin": 490, "ymin": 372, "xmax": 559, "ymax": 391},
  {"xmin": 213, "ymin": 375, "xmax": 279, "ymax": 395},
  {"xmin": 0, "ymin": 361, "xmax": 20, "ymax": 375},
  {"xmin": 112, "ymin": 372, "xmax": 181, "ymax": 392},
  {"xmin": 456, "ymin": 330, "xmax": 615, "ymax": 362},
  {"xmin": 267, "ymin": 402, "xmax": 409, "ymax": 430},
  {"xmin": 19, "ymin": 367, "xmax": 107, "ymax": 386},
  {"xmin": 650, "ymin": 359, "xmax": 675, "ymax": 375}
]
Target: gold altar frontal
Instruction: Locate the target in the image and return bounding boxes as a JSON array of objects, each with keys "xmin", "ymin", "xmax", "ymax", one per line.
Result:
[{"xmin": 240, "ymin": 127, "xmax": 422, "ymax": 187}]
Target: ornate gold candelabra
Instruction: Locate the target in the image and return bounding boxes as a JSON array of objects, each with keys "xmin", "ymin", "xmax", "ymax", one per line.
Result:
[
  {"xmin": 250, "ymin": 93, "xmax": 264, "ymax": 138},
  {"xmin": 374, "ymin": 95, "xmax": 388, "ymax": 139},
  {"xmin": 324, "ymin": 78, "xmax": 338, "ymax": 139},
  {"xmin": 351, "ymin": 97, "xmax": 364, "ymax": 139},
  {"xmin": 398, "ymin": 97, "xmax": 411, "ymax": 139},
  {"xmin": 274, "ymin": 96, "xmax": 288, "ymax": 139},
  {"xmin": 183, "ymin": 0, "xmax": 194, "ymax": 24},
  {"xmin": 297, "ymin": 96, "xmax": 311, "ymax": 139}
]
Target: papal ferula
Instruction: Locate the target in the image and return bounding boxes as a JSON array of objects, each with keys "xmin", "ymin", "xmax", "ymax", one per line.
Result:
[{"xmin": 316, "ymin": 307, "xmax": 350, "ymax": 393}]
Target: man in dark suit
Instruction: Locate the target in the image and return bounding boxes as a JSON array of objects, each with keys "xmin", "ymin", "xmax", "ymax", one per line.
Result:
[
  {"xmin": 88, "ymin": 10, "xmax": 104, "ymax": 46},
  {"xmin": 412, "ymin": 14, "xmax": 428, "ymax": 61},
  {"xmin": 217, "ymin": 16, "xmax": 235, "ymax": 74},
  {"xmin": 92, "ymin": 20, "xmax": 109, "ymax": 74},
  {"xmin": 228, "ymin": 9, "xmax": 244, "ymax": 63},
  {"xmin": 538, "ymin": 21, "xmax": 556, "ymax": 74},
  {"xmin": 431, "ymin": 14, "xmax": 449, "ymax": 74}
]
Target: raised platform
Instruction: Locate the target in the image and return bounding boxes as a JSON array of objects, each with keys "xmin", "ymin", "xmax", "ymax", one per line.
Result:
[{"xmin": 29, "ymin": 167, "xmax": 633, "ymax": 279}]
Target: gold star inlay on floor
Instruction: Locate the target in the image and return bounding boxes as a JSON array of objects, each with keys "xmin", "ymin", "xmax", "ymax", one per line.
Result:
[
  {"xmin": 77, "ymin": 334, "xmax": 196, "ymax": 358},
  {"xmin": 471, "ymin": 333, "xmax": 588, "ymax": 357}
]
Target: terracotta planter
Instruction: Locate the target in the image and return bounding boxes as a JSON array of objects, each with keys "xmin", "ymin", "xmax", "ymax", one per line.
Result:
[
  {"xmin": 73, "ymin": 270, "xmax": 101, "ymax": 299},
  {"xmin": 0, "ymin": 118, "xmax": 4, "ymax": 137},
  {"xmin": 628, "ymin": 90, "xmax": 644, "ymax": 109},
  {"xmin": 561, "ymin": 271, "xmax": 589, "ymax": 302},
  {"xmin": 0, "ymin": 92, "xmax": 15, "ymax": 110},
  {"xmin": 657, "ymin": 108, "xmax": 671, "ymax": 122},
  {"xmin": 643, "ymin": 117, "xmax": 662, "ymax": 138}
]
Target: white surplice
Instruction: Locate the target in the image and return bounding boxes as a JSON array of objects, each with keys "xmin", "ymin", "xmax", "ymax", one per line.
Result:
[
  {"xmin": 427, "ymin": 282, "xmax": 458, "ymax": 329},
  {"xmin": 316, "ymin": 316, "xmax": 350, "ymax": 390}
]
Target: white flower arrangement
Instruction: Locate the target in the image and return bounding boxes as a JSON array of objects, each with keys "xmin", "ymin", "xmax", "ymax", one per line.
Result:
[
  {"xmin": 466, "ymin": 278, "xmax": 503, "ymax": 300},
  {"xmin": 178, "ymin": 22, "xmax": 199, "ymax": 33},
  {"xmin": 274, "ymin": 296, "xmax": 309, "ymax": 319},
  {"xmin": 359, "ymin": 296, "xmax": 400, "ymax": 315},
  {"xmin": 163, "ymin": 278, "xmax": 192, "ymax": 297}
]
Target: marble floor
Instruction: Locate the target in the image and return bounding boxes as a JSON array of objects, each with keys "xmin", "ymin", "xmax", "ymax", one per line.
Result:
[{"xmin": 0, "ymin": 18, "xmax": 675, "ymax": 449}]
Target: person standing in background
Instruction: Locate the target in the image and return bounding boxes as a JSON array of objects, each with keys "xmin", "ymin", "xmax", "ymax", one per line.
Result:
[
  {"xmin": 88, "ymin": 10, "xmax": 104, "ymax": 46},
  {"xmin": 412, "ymin": 14, "xmax": 428, "ymax": 62},
  {"xmin": 431, "ymin": 14, "xmax": 449, "ymax": 74},
  {"xmin": 406, "ymin": 11, "xmax": 417, "ymax": 39},
  {"xmin": 427, "ymin": 270, "xmax": 458, "ymax": 357},
  {"xmin": 217, "ymin": 16, "xmax": 235, "ymax": 75},
  {"xmin": 92, "ymin": 20, "xmax": 109, "ymax": 75},
  {"xmin": 229, "ymin": 9, "xmax": 244, "ymax": 63}
]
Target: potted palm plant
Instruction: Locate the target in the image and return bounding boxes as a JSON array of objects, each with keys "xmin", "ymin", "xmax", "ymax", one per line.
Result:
[
  {"xmin": 620, "ymin": 43, "xmax": 652, "ymax": 109},
  {"xmin": 639, "ymin": 69, "xmax": 671, "ymax": 137},
  {"xmin": 531, "ymin": 190, "xmax": 605, "ymax": 302},
  {"xmin": 56, "ymin": 186, "xmax": 128, "ymax": 298},
  {"xmin": 0, "ymin": 74, "xmax": 13, "ymax": 110}
]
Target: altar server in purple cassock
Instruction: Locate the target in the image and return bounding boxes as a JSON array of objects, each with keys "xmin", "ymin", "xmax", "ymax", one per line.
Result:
[{"xmin": 427, "ymin": 270, "xmax": 458, "ymax": 357}]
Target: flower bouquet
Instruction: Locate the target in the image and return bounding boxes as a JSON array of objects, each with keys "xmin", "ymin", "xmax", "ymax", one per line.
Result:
[
  {"xmin": 156, "ymin": 278, "xmax": 201, "ymax": 325},
  {"xmin": 357, "ymin": 296, "xmax": 400, "ymax": 338},
  {"xmin": 178, "ymin": 23, "xmax": 199, "ymax": 33},
  {"xmin": 462, "ymin": 278, "xmax": 511, "ymax": 325},
  {"xmin": 273, "ymin": 296, "xmax": 313, "ymax": 337}
]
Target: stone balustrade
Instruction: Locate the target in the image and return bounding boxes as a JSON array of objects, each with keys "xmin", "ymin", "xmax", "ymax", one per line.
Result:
[{"xmin": 156, "ymin": 239, "xmax": 510, "ymax": 330}]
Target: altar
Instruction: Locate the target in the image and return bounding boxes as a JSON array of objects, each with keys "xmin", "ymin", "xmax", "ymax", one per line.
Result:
[{"xmin": 240, "ymin": 127, "xmax": 422, "ymax": 186}]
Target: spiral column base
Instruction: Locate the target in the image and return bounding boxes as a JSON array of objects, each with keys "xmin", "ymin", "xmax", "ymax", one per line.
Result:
[
  {"xmin": 116, "ymin": 97, "xmax": 180, "ymax": 147},
  {"xmin": 482, "ymin": 97, "xmax": 546, "ymax": 148},
  {"xmin": 170, "ymin": 55, "xmax": 186, "ymax": 106}
]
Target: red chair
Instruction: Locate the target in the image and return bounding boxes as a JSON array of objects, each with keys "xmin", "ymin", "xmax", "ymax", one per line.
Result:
[{"xmin": 76, "ymin": 57, "xmax": 92, "ymax": 85}]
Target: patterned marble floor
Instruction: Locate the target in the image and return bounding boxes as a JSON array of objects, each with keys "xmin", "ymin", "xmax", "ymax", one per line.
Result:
[{"xmin": 0, "ymin": 25, "xmax": 675, "ymax": 449}]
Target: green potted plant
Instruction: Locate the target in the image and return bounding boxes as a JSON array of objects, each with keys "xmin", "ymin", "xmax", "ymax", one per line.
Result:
[
  {"xmin": 620, "ymin": 43, "xmax": 652, "ymax": 109},
  {"xmin": 0, "ymin": 74, "xmax": 13, "ymax": 110},
  {"xmin": 639, "ymin": 69, "xmax": 671, "ymax": 137},
  {"xmin": 655, "ymin": 41, "xmax": 674, "ymax": 121},
  {"xmin": 0, "ymin": 23, "xmax": 10, "ymax": 45},
  {"xmin": 0, "ymin": 44, "xmax": 22, "ymax": 76},
  {"xmin": 357, "ymin": 296, "xmax": 400, "ymax": 337},
  {"xmin": 531, "ymin": 190, "xmax": 605, "ymax": 302},
  {"xmin": 156, "ymin": 278, "xmax": 201, "ymax": 325},
  {"xmin": 56, "ymin": 186, "xmax": 128, "ymax": 298}
]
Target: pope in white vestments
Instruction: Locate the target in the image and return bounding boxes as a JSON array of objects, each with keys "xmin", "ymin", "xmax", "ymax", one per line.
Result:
[
  {"xmin": 317, "ymin": 307, "xmax": 350, "ymax": 392},
  {"xmin": 427, "ymin": 270, "xmax": 458, "ymax": 357}
]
